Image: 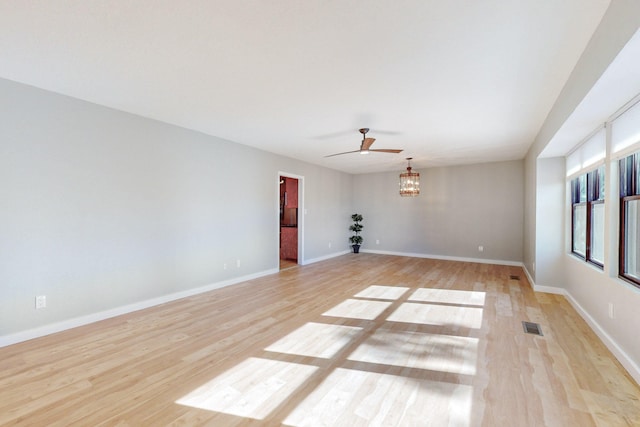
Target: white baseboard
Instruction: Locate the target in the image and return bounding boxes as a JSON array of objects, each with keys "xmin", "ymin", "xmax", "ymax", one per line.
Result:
[
  {"xmin": 301, "ymin": 249, "xmax": 351, "ymax": 265},
  {"xmin": 563, "ymin": 291, "xmax": 640, "ymax": 385},
  {"xmin": 522, "ymin": 265, "xmax": 536, "ymax": 289},
  {"xmin": 0, "ymin": 268, "xmax": 278, "ymax": 348},
  {"xmin": 521, "ymin": 265, "xmax": 565, "ymax": 294},
  {"xmin": 361, "ymin": 249, "xmax": 523, "ymax": 267},
  {"xmin": 520, "ymin": 265, "xmax": 640, "ymax": 384},
  {"xmin": 533, "ymin": 285, "xmax": 566, "ymax": 295}
]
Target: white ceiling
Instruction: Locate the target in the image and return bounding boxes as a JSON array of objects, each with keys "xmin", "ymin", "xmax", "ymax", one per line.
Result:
[{"xmin": 0, "ymin": 1, "xmax": 611, "ymax": 174}]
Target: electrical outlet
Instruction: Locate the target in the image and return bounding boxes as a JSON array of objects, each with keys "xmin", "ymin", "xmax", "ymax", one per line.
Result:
[
  {"xmin": 376, "ymin": 239, "xmax": 380, "ymax": 245},
  {"xmin": 223, "ymin": 263, "xmax": 227, "ymax": 270},
  {"xmin": 35, "ymin": 295, "xmax": 46, "ymax": 309},
  {"xmin": 236, "ymin": 259, "xmax": 241, "ymax": 268},
  {"xmin": 328, "ymin": 242, "xmax": 332, "ymax": 248},
  {"xmin": 478, "ymin": 245, "xmax": 484, "ymax": 252}
]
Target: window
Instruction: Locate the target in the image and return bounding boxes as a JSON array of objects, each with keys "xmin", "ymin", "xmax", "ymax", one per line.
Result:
[
  {"xmin": 571, "ymin": 175, "xmax": 587, "ymax": 257},
  {"xmin": 567, "ymin": 127, "xmax": 606, "ymax": 267},
  {"xmin": 589, "ymin": 166, "xmax": 605, "ymax": 265},
  {"xmin": 571, "ymin": 166, "xmax": 605, "ymax": 267},
  {"xmin": 619, "ymin": 151, "xmax": 640, "ymax": 287}
]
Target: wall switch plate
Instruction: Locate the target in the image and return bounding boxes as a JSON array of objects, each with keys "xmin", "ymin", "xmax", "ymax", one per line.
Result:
[
  {"xmin": 376, "ymin": 239, "xmax": 380, "ymax": 245},
  {"xmin": 35, "ymin": 295, "xmax": 46, "ymax": 309},
  {"xmin": 236, "ymin": 259, "xmax": 241, "ymax": 268},
  {"xmin": 478, "ymin": 246, "xmax": 484, "ymax": 252}
]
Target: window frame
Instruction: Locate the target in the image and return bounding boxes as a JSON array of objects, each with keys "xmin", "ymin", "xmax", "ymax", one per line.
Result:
[
  {"xmin": 571, "ymin": 176, "xmax": 587, "ymax": 259},
  {"xmin": 589, "ymin": 200, "xmax": 605, "ymax": 266},
  {"xmin": 619, "ymin": 152, "xmax": 640, "ymax": 288}
]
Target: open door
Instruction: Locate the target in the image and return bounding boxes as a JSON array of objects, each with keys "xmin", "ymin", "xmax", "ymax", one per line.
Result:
[{"xmin": 278, "ymin": 174, "xmax": 303, "ymax": 270}]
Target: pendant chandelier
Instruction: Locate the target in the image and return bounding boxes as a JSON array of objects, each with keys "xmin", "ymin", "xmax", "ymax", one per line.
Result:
[{"xmin": 399, "ymin": 157, "xmax": 420, "ymax": 197}]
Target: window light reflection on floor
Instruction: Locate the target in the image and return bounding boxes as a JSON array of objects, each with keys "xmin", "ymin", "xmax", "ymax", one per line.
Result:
[
  {"xmin": 388, "ymin": 302, "xmax": 484, "ymax": 329},
  {"xmin": 283, "ymin": 368, "xmax": 473, "ymax": 426},
  {"xmin": 348, "ymin": 327, "xmax": 478, "ymax": 375},
  {"xmin": 408, "ymin": 288, "xmax": 486, "ymax": 306},
  {"xmin": 322, "ymin": 298, "xmax": 392, "ymax": 320},
  {"xmin": 177, "ymin": 285, "xmax": 483, "ymax": 424},
  {"xmin": 265, "ymin": 322, "xmax": 363, "ymax": 359},
  {"xmin": 176, "ymin": 357, "xmax": 318, "ymax": 420},
  {"xmin": 354, "ymin": 285, "xmax": 410, "ymax": 300}
]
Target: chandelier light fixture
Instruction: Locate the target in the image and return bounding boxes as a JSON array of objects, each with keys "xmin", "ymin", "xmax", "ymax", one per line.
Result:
[{"xmin": 399, "ymin": 157, "xmax": 420, "ymax": 197}]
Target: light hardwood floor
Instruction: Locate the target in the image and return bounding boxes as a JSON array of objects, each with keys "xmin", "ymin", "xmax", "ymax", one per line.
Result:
[
  {"xmin": 279, "ymin": 259, "xmax": 298, "ymax": 271},
  {"xmin": 1, "ymin": 255, "xmax": 639, "ymax": 426}
]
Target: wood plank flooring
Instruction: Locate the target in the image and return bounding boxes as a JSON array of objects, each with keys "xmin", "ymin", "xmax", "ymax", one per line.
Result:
[
  {"xmin": 279, "ymin": 259, "xmax": 298, "ymax": 271},
  {"xmin": 1, "ymin": 254, "xmax": 639, "ymax": 426}
]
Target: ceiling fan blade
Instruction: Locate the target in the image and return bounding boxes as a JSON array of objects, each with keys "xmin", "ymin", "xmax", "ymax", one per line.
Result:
[
  {"xmin": 369, "ymin": 149, "xmax": 404, "ymax": 154},
  {"xmin": 361, "ymin": 138, "xmax": 376, "ymax": 150},
  {"xmin": 324, "ymin": 150, "xmax": 362, "ymax": 158},
  {"xmin": 325, "ymin": 128, "xmax": 404, "ymax": 158}
]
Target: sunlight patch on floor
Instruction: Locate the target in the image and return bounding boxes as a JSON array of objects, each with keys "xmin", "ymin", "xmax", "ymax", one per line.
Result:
[
  {"xmin": 177, "ymin": 286, "xmax": 482, "ymax": 424},
  {"xmin": 354, "ymin": 285, "xmax": 410, "ymax": 300},
  {"xmin": 282, "ymin": 367, "xmax": 473, "ymax": 426},
  {"xmin": 408, "ymin": 288, "xmax": 486, "ymax": 306},
  {"xmin": 265, "ymin": 322, "xmax": 363, "ymax": 359},
  {"xmin": 176, "ymin": 357, "xmax": 318, "ymax": 420},
  {"xmin": 348, "ymin": 327, "xmax": 478, "ymax": 375},
  {"xmin": 322, "ymin": 299, "xmax": 392, "ymax": 320},
  {"xmin": 388, "ymin": 302, "xmax": 484, "ymax": 329}
]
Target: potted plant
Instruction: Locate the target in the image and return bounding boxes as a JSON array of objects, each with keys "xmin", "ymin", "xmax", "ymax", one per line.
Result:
[{"xmin": 349, "ymin": 213, "xmax": 363, "ymax": 253}]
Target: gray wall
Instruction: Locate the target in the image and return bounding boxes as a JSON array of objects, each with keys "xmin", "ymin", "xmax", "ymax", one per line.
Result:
[
  {"xmin": 0, "ymin": 78, "xmax": 353, "ymax": 337},
  {"xmin": 353, "ymin": 160, "xmax": 524, "ymax": 263}
]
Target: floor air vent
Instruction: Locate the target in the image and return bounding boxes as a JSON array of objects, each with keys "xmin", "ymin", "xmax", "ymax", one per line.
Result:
[
  {"xmin": 510, "ymin": 275, "xmax": 520, "ymax": 280},
  {"xmin": 522, "ymin": 321, "xmax": 543, "ymax": 336}
]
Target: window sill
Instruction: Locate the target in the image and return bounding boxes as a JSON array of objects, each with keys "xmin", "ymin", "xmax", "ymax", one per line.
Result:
[
  {"xmin": 618, "ymin": 274, "xmax": 640, "ymax": 290},
  {"xmin": 566, "ymin": 252, "xmax": 605, "ymax": 273}
]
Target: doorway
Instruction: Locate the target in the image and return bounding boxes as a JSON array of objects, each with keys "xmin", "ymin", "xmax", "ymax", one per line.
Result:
[{"xmin": 278, "ymin": 173, "xmax": 303, "ymax": 270}]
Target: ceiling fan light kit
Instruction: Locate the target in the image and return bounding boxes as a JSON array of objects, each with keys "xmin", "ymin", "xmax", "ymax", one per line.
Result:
[{"xmin": 399, "ymin": 157, "xmax": 420, "ymax": 197}]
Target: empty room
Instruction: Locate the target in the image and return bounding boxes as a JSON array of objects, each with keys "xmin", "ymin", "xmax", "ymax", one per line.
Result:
[{"xmin": 1, "ymin": 1, "xmax": 640, "ymax": 425}]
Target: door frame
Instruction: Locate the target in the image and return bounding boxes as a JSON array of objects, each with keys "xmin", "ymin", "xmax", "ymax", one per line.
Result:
[{"xmin": 277, "ymin": 171, "xmax": 304, "ymax": 266}]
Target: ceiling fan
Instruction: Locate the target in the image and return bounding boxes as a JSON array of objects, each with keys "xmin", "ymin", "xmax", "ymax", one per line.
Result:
[{"xmin": 325, "ymin": 128, "xmax": 403, "ymax": 157}]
